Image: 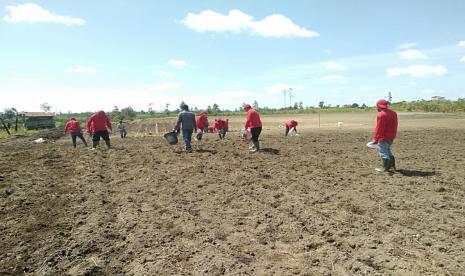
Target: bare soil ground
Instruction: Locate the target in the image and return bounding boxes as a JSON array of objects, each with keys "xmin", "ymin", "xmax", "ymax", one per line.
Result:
[{"xmin": 1, "ymin": 112, "xmax": 465, "ymax": 275}]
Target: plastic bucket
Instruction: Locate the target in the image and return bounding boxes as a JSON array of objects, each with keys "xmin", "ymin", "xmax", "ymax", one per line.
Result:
[{"xmin": 164, "ymin": 132, "xmax": 178, "ymax": 145}]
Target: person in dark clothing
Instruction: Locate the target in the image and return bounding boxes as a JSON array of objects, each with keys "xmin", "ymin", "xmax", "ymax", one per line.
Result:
[{"xmin": 174, "ymin": 103, "xmax": 197, "ymax": 152}]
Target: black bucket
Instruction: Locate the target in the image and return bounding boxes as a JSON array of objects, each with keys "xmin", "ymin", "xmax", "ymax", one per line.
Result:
[{"xmin": 164, "ymin": 132, "xmax": 178, "ymax": 145}]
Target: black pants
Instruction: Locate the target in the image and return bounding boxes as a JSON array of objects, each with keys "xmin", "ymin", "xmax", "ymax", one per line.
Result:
[
  {"xmin": 250, "ymin": 127, "xmax": 262, "ymax": 142},
  {"xmin": 71, "ymin": 132, "xmax": 87, "ymax": 147}
]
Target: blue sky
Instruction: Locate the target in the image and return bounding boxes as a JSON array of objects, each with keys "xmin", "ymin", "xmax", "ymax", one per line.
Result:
[{"xmin": 1, "ymin": 0, "xmax": 464, "ymax": 112}]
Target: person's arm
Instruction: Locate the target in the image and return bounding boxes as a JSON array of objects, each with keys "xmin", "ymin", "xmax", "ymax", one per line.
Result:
[
  {"xmin": 64, "ymin": 122, "xmax": 69, "ymax": 134},
  {"xmin": 173, "ymin": 113, "xmax": 182, "ymax": 133},
  {"xmin": 105, "ymin": 116, "xmax": 112, "ymax": 131},
  {"xmin": 193, "ymin": 115, "xmax": 197, "ymax": 132},
  {"xmin": 245, "ymin": 111, "xmax": 251, "ymax": 129},
  {"xmin": 373, "ymin": 113, "xmax": 386, "ymax": 142}
]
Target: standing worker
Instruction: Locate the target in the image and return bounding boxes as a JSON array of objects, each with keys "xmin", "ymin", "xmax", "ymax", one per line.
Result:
[
  {"xmin": 87, "ymin": 111, "xmax": 112, "ymax": 150},
  {"xmin": 284, "ymin": 120, "xmax": 298, "ymax": 136},
  {"xmin": 64, "ymin": 117, "xmax": 88, "ymax": 148},
  {"xmin": 243, "ymin": 103, "xmax": 262, "ymax": 152},
  {"xmin": 117, "ymin": 120, "xmax": 127, "ymax": 138},
  {"xmin": 195, "ymin": 111, "xmax": 208, "ymax": 140},
  {"xmin": 174, "ymin": 102, "xmax": 197, "ymax": 152},
  {"xmin": 371, "ymin": 99, "xmax": 398, "ymax": 172}
]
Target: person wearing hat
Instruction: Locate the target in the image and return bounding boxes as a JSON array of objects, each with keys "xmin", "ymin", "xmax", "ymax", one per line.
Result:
[
  {"xmin": 284, "ymin": 120, "xmax": 298, "ymax": 136},
  {"xmin": 64, "ymin": 117, "xmax": 88, "ymax": 148},
  {"xmin": 174, "ymin": 102, "xmax": 197, "ymax": 152},
  {"xmin": 372, "ymin": 99, "xmax": 398, "ymax": 172},
  {"xmin": 243, "ymin": 103, "xmax": 262, "ymax": 152}
]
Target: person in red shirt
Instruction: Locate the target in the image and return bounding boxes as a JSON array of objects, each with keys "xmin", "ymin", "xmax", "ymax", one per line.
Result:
[
  {"xmin": 243, "ymin": 103, "xmax": 262, "ymax": 152},
  {"xmin": 372, "ymin": 99, "xmax": 398, "ymax": 172},
  {"xmin": 87, "ymin": 110, "xmax": 112, "ymax": 149},
  {"xmin": 214, "ymin": 118, "xmax": 227, "ymax": 139},
  {"xmin": 64, "ymin": 117, "xmax": 88, "ymax": 148},
  {"xmin": 195, "ymin": 111, "xmax": 208, "ymax": 140},
  {"xmin": 284, "ymin": 120, "xmax": 298, "ymax": 136}
]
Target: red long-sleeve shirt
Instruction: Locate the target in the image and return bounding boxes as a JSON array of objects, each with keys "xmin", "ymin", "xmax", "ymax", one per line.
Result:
[
  {"xmin": 285, "ymin": 120, "xmax": 298, "ymax": 129},
  {"xmin": 245, "ymin": 108, "xmax": 262, "ymax": 129},
  {"xmin": 373, "ymin": 109, "xmax": 398, "ymax": 141},
  {"xmin": 196, "ymin": 112, "xmax": 208, "ymax": 129},
  {"xmin": 64, "ymin": 119, "xmax": 82, "ymax": 133},
  {"xmin": 214, "ymin": 119, "xmax": 225, "ymax": 131},
  {"xmin": 87, "ymin": 111, "xmax": 112, "ymax": 132}
]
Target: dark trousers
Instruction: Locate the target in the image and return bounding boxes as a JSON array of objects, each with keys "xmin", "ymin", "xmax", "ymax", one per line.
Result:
[
  {"xmin": 250, "ymin": 127, "xmax": 262, "ymax": 142},
  {"xmin": 71, "ymin": 132, "xmax": 87, "ymax": 147}
]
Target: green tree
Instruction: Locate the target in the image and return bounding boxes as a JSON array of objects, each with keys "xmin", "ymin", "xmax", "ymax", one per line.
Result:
[
  {"xmin": 121, "ymin": 106, "xmax": 136, "ymax": 119},
  {"xmin": 212, "ymin": 103, "xmax": 220, "ymax": 113},
  {"xmin": 3, "ymin": 108, "xmax": 17, "ymax": 120},
  {"xmin": 252, "ymin": 100, "xmax": 259, "ymax": 109},
  {"xmin": 40, "ymin": 103, "xmax": 52, "ymax": 112},
  {"xmin": 318, "ymin": 101, "xmax": 325, "ymax": 109}
]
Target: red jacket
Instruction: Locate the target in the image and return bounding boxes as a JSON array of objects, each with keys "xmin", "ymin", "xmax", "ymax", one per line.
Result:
[
  {"xmin": 285, "ymin": 120, "xmax": 298, "ymax": 129},
  {"xmin": 64, "ymin": 118, "xmax": 82, "ymax": 133},
  {"xmin": 196, "ymin": 112, "xmax": 208, "ymax": 129},
  {"xmin": 374, "ymin": 108, "xmax": 397, "ymax": 141},
  {"xmin": 245, "ymin": 108, "xmax": 262, "ymax": 129},
  {"xmin": 87, "ymin": 111, "xmax": 112, "ymax": 132},
  {"xmin": 214, "ymin": 118, "xmax": 225, "ymax": 131}
]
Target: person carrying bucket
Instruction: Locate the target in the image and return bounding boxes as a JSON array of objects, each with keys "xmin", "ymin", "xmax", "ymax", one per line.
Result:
[
  {"xmin": 243, "ymin": 103, "xmax": 262, "ymax": 152},
  {"xmin": 284, "ymin": 120, "xmax": 298, "ymax": 136},
  {"xmin": 371, "ymin": 99, "xmax": 398, "ymax": 172},
  {"xmin": 87, "ymin": 111, "xmax": 112, "ymax": 150},
  {"xmin": 195, "ymin": 111, "xmax": 208, "ymax": 140},
  {"xmin": 174, "ymin": 102, "xmax": 197, "ymax": 152},
  {"xmin": 64, "ymin": 117, "xmax": 88, "ymax": 148}
]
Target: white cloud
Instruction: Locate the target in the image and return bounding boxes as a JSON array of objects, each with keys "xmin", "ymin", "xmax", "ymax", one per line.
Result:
[
  {"xmin": 458, "ymin": 41, "xmax": 465, "ymax": 47},
  {"xmin": 168, "ymin": 59, "xmax": 187, "ymax": 67},
  {"xmin": 397, "ymin": 42, "xmax": 417, "ymax": 49},
  {"xmin": 265, "ymin": 83, "xmax": 304, "ymax": 95},
  {"xmin": 398, "ymin": 49, "xmax": 427, "ymax": 60},
  {"xmin": 65, "ymin": 66, "xmax": 98, "ymax": 74},
  {"xmin": 321, "ymin": 75, "xmax": 347, "ymax": 84},
  {"xmin": 152, "ymin": 70, "xmax": 175, "ymax": 78},
  {"xmin": 323, "ymin": 61, "xmax": 347, "ymax": 71},
  {"xmin": 386, "ymin": 65, "xmax": 447, "ymax": 77},
  {"xmin": 3, "ymin": 3, "xmax": 85, "ymax": 26},
  {"xmin": 324, "ymin": 49, "xmax": 333, "ymax": 55},
  {"xmin": 181, "ymin": 9, "xmax": 319, "ymax": 38},
  {"xmin": 150, "ymin": 81, "xmax": 180, "ymax": 91},
  {"xmin": 460, "ymin": 56, "xmax": 465, "ymax": 63}
]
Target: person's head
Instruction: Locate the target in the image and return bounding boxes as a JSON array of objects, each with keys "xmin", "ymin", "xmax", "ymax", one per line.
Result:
[
  {"xmin": 70, "ymin": 117, "xmax": 76, "ymax": 121},
  {"xmin": 376, "ymin": 99, "xmax": 389, "ymax": 111},
  {"xmin": 243, "ymin": 103, "xmax": 252, "ymax": 110},
  {"xmin": 292, "ymin": 120, "xmax": 298, "ymax": 126},
  {"xmin": 119, "ymin": 120, "xmax": 123, "ymax": 124},
  {"xmin": 180, "ymin": 103, "xmax": 189, "ymax": 111}
]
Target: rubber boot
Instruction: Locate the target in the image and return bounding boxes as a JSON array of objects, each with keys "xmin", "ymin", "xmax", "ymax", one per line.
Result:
[
  {"xmin": 375, "ymin": 159, "xmax": 390, "ymax": 172},
  {"xmin": 390, "ymin": 155, "xmax": 396, "ymax": 171},
  {"xmin": 104, "ymin": 140, "xmax": 111, "ymax": 149},
  {"xmin": 72, "ymin": 141, "xmax": 77, "ymax": 148}
]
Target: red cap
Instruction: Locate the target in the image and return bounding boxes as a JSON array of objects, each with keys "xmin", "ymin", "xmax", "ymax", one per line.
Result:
[
  {"xmin": 376, "ymin": 99, "xmax": 389, "ymax": 109},
  {"xmin": 243, "ymin": 103, "xmax": 251, "ymax": 110}
]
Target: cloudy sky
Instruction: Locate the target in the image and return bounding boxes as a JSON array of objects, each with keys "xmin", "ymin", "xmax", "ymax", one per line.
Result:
[{"xmin": 1, "ymin": 0, "xmax": 465, "ymax": 112}]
